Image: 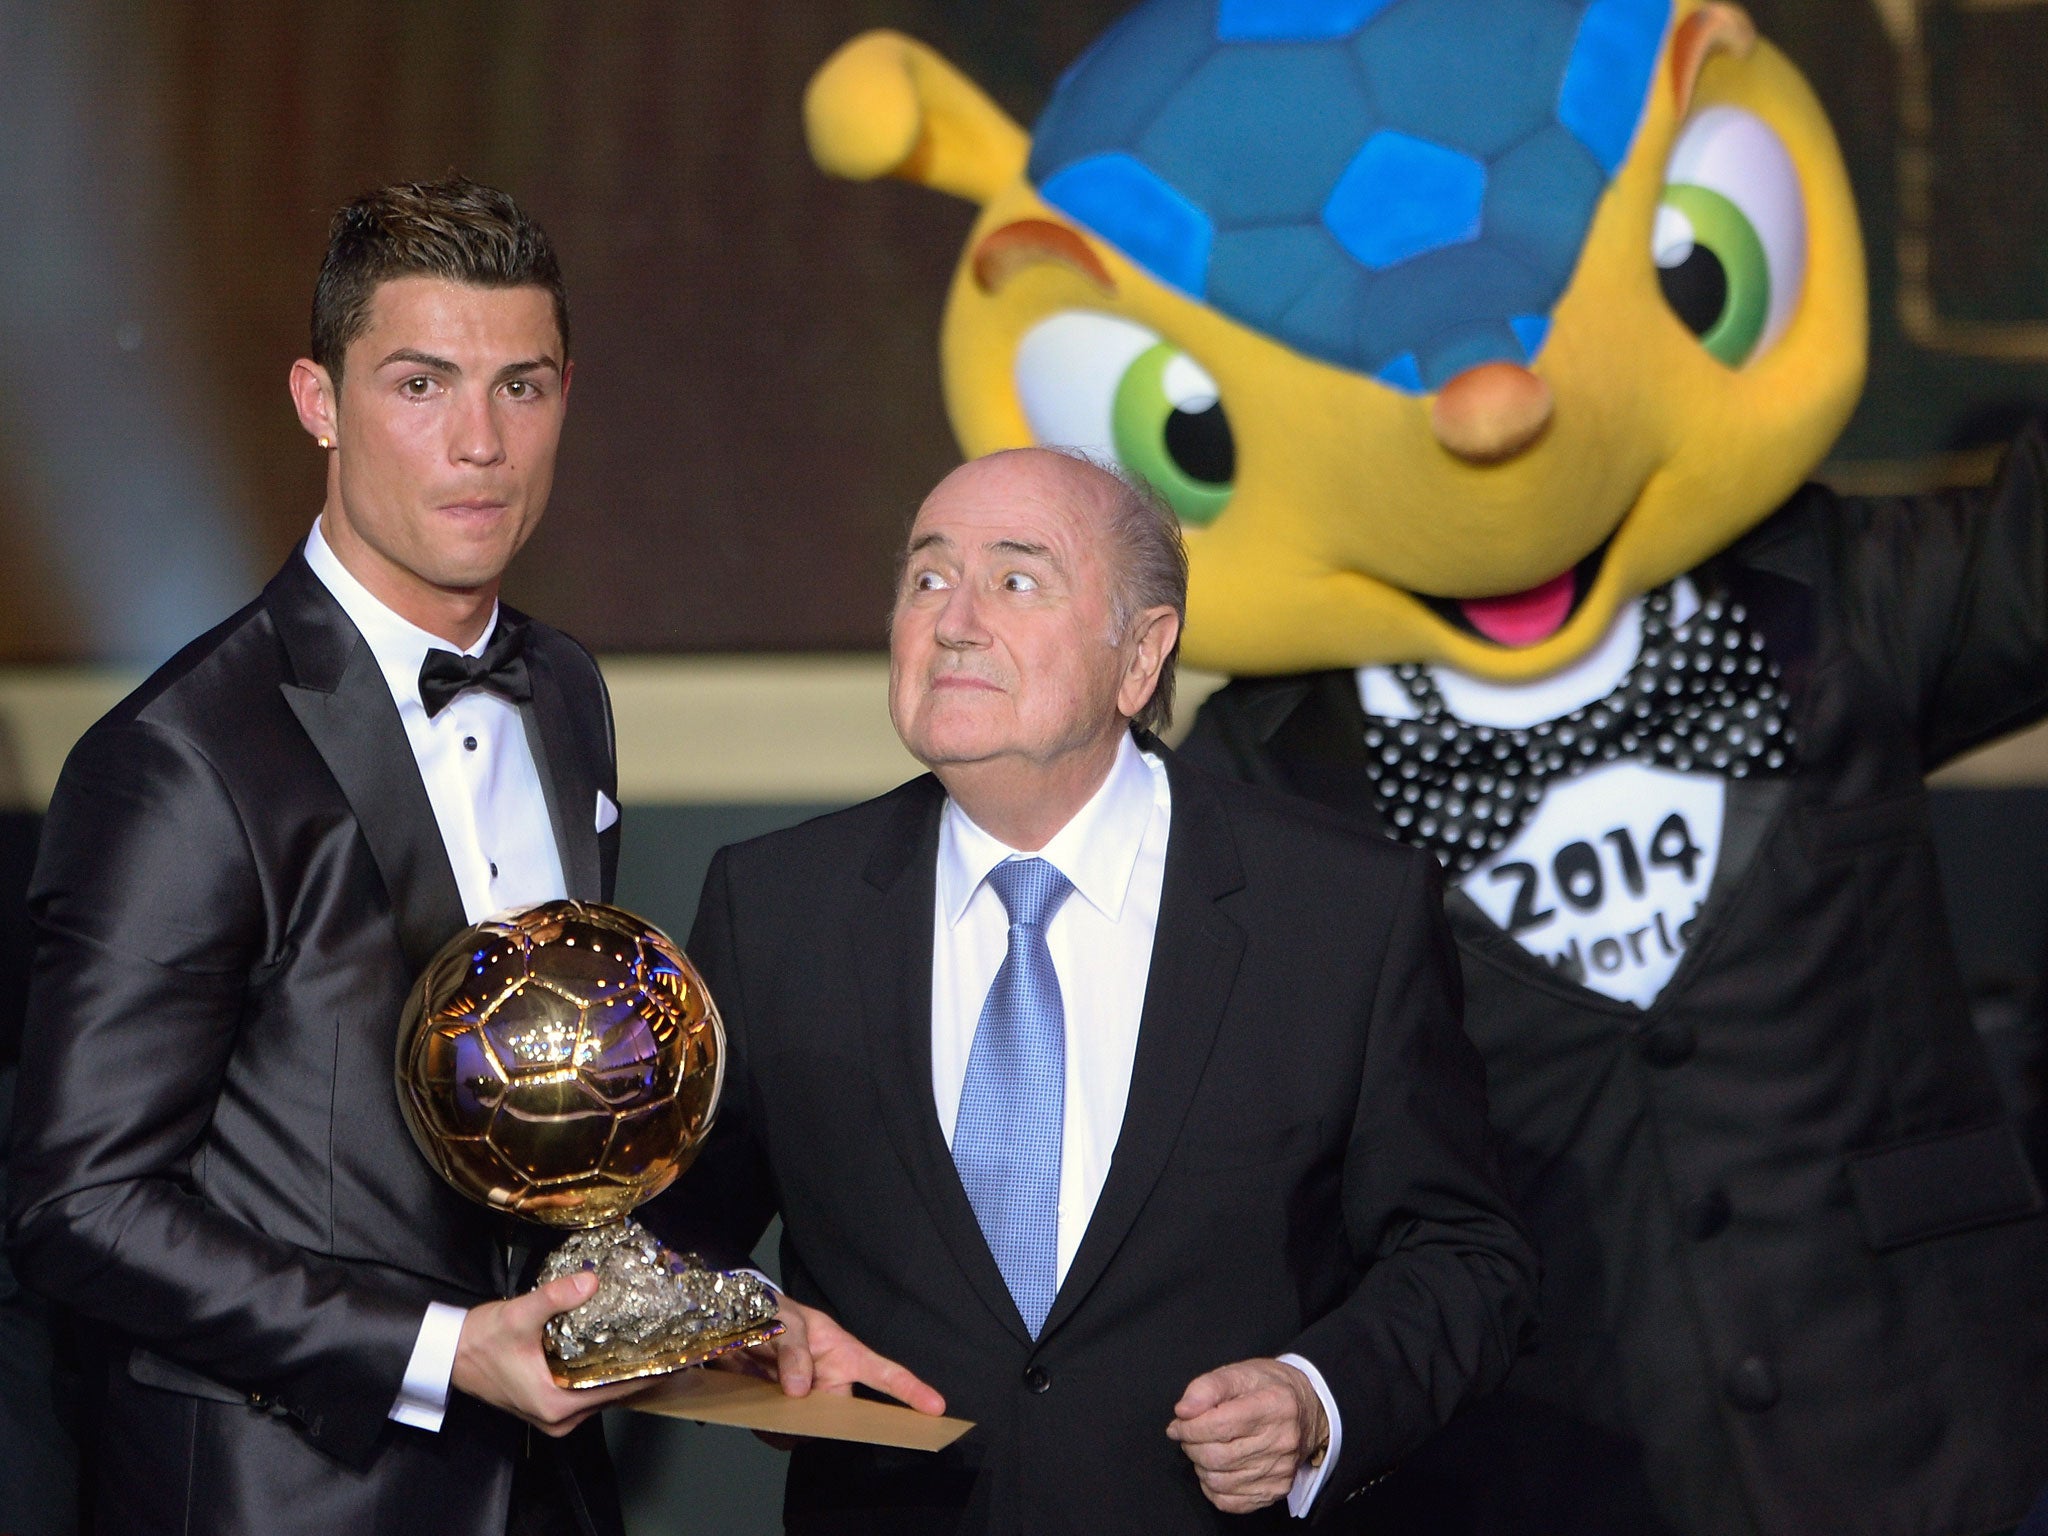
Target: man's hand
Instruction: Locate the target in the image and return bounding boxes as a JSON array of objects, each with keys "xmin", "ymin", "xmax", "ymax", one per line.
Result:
[
  {"xmin": 450, "ymin": 1271, "xmax": 646, "ymax": 1436},
  {"xmin": 1167, "ymin": 1358, "xmax": 1329, "ymax": 1514},
  {"xmin": 724, "ymin": 1296, "xmax": 945, "ymax": 1413}
]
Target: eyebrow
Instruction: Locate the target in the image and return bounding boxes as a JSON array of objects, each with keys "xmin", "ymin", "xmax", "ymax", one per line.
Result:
[
  {"xmin": 971, "ymin": 219, "xmax": 1116, "ymax": 296},
  {"xmin": 989, "ymin": 538, "xmax": 1057, "ymax": 564},
  {"xmin": 377, "ymin": 347, "xmax": 459, "ymax": 373},
  {"xmin": 373, "ymin": 349, "xmax": 562, "ymax": 379},
  {"xmin": 903, "ymin": 532, "xmax": 1061, "ymax": 566},
  {"xmin": 1669, "ymin": 3, "xmax": 1756, "ymax": 117},
  {"xmin": 495, "ymin": 356, "xmax": 562, "ymax": 380}
]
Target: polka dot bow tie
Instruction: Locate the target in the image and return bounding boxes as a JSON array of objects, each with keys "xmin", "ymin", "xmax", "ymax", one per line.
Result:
[{"xmin": 1361, "ymin": 586, "xmax": 1796, "ymax": 875}]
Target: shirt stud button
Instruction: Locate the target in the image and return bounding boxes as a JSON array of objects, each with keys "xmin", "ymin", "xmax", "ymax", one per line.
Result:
[
  {"xmin": 489, "ymin": 862, "xmax": 499, "ymax": 879},
  {"xmin": 1723, "ymin": 1356, "xmax": 1779, "ymax": 1412},
  {"xmin": 463, "ymin": 736, "xmax": 478, "ymax": 751}
]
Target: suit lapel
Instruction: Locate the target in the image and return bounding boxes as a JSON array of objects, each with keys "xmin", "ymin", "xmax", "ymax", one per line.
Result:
[
  {"xmin": 269, "ymin": 551, "xmax": 468, "ymax": 977},
  {"xmin": 518, "ymin": 623, "xmax": 604, "ymax": 904},
  {"xmin": 854, "ymin": 779, "xmax": 1039, "ymax": 1345},
  {"xmin": 1042, "ymin": 758, "xmax": 1247, "ymax": 1340}
]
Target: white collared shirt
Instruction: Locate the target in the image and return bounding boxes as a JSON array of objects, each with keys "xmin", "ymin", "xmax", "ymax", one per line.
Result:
[
  {"xmin": 304, "ymin": 518, "xmax": 566, "ymax": 924},
  {"xmin": 932, "ymin": 730, "xmax": 1168, "ymax": 1282},
  {"xmin": 929, "ymin": 732, "xmax": 1339, "ymax": 1516},
  {"xmin": 304, "ymin": 516, "xmax": 568, "ymax": 1433}
]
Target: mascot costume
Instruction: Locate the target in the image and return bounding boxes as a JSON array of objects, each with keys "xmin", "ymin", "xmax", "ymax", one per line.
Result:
[{"xmin": 802, "ymin": 2, "xmax": 2048, "ymax": 1531}]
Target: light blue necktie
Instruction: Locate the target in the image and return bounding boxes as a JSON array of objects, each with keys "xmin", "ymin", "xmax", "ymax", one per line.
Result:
[{"xmin": 951, "ymin": 856, "xmax": 1075, "ymax": 1338}]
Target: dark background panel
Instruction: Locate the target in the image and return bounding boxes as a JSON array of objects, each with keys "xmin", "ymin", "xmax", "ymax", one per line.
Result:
[{"xmin": 0, "ymin": 1, "xmax": 2045, "ymax": 663}]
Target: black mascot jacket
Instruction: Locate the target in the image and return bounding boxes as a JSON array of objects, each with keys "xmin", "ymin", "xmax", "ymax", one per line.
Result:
[{"xmin": 1184, "ymin": 425, "xmax": 2048, "ymax": 1536}]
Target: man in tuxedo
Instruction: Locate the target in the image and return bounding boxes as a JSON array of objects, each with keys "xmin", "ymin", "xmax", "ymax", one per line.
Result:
[
  {"xmin": 662, "ymin": 448, "xmax": 1539, "ymax": 1531},
  {"xmin": 5, "ymin": 178, "xmax": 638, "ymax": 1534}
]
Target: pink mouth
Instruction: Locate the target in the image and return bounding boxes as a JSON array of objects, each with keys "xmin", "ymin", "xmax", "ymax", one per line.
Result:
[{"xmin": 1456, "ymin": 570, "xmax": 1577, "ymax": 647}]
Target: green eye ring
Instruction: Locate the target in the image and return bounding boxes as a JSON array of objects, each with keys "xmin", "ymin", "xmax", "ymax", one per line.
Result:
[
  {"xmin": 1110, "ymin": 343, "xmax": 1235, "ymax": 528},
  {"xmin": 1656, "ymin": 183, "xmax": 1770, "ymax": 368}
]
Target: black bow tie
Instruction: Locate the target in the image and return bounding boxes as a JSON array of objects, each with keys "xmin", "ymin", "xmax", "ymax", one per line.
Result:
[{"xmin": 418, "ymin": 624, "xmax": 532, "ymax": 718}]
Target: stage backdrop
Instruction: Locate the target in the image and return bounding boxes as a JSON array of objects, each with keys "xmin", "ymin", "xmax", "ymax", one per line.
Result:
[{"xmin": 0, "ymin": 0, "xmax": 2044, "ymax": 664}]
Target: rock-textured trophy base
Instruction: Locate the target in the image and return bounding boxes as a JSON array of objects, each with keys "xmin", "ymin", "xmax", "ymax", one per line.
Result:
[{"xmin": 540, "ymin": 1218, "xmax": 783, "ymax": 1389}]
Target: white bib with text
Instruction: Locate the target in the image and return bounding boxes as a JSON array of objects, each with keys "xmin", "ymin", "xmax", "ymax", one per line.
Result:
[{"xmin": 1461, "ymin": 763, "xmax": 1725, "ymax": 1007}]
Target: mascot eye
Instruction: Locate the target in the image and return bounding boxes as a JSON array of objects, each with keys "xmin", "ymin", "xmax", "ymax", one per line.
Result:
[
  {"xmin": 1013, "ymin": 311, "xmax": 1235, "ymax": 527},
  {"xmin": 1653, "ymin": 106, "xmax": 1807, "ymax": 368}
]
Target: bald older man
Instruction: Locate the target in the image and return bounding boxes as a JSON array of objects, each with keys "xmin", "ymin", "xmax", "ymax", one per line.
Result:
[{"xmin": 654, "ymin": 449, "xmax": 1536, "ymax": 1533}]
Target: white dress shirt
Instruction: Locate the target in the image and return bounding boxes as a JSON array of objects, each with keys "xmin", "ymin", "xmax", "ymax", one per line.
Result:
[
  {"xmin": 305, "ymin": 518, "xmax": 569, "ymax": 1432},
  {"xmin": 930, "ymin": 732, "xmax": 1340, "ymax": 1515}
]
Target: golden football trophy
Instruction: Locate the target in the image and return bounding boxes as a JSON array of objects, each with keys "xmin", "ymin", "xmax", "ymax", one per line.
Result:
[{"xmin": 395, "ymin": 900, "xmax": 781, "ymax": 1388}]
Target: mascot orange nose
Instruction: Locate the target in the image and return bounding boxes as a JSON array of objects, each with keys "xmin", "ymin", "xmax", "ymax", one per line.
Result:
[{"xmin": 1430, "ymin": 362, "xmax": 1554, "ymax": 465}]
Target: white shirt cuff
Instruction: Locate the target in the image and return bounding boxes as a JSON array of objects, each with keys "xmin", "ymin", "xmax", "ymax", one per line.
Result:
[
  {"xmin": 1276, "ymin": 1352, "xmax": 1342, "ymax": 1519},
  {"xmin": 389, "ymin": 1301, "xmax": 468, "ymax": 1431}
]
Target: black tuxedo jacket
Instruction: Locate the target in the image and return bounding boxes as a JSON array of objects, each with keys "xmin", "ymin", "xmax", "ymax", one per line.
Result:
[
  {"xmin": 654, "ymin": 751, "xmax": 1538, "ymax": 1534},
  {"xmin": 1182, "ymin": 434, "xmax": 2048, "ymax": 1535},
  {"xmin": 3, "ymin": 551, "xmax": 622, "ymax": 1535}
]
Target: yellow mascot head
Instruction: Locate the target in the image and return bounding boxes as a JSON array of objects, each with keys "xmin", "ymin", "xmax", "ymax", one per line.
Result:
[{"xmin": 805, "ymin": 0, "xmax": 1866, "ymax": 682}]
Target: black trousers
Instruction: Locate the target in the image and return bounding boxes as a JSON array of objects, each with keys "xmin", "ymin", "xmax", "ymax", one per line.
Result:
[{"xmin": 506, "ymin": 1422, "xmax": 624, "ymax": 1536}]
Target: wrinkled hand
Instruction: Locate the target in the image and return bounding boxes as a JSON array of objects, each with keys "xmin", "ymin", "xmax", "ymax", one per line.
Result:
[
  {"xmin": 450, "ymin": 1271, "xmax": 646, "ymax": 1437},
  {"xmin": 717, "ymin": 1295, "xmax": 945, "ymax": 1425},
  {"xmin": 1167, "ymin": 1358, "xmax": 1327, "ymax": 1514}
]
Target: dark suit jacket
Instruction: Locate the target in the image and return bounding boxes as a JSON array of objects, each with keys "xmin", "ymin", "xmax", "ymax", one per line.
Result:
[
  {"xmin": 1181, "ymin": 429, "xmax": 2048, "ymax": 1536},
  {"xmin": 654, "ymin": 750, "xmax": 1538, "ymax": 1535},
  {"xmin": 3, "ymin": 550, "xmax": 623, "ymax": 1536}
]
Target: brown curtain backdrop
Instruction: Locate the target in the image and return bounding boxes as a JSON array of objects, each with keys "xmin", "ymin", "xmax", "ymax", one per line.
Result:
[{"xmin": 0, "ymin": 0, "xmax": 2042, "ymax": 662}]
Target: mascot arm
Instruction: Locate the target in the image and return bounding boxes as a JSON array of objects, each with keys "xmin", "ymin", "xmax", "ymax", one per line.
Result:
[{"xmin": 1801, "ymin": 419, "xmax": 2048, "ymax": 773}]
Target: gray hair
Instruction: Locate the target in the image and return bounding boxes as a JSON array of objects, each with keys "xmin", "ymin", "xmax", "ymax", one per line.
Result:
[{"xmin": 1049, "ymin": 448, "xmax": 1189, "ymax": 737}]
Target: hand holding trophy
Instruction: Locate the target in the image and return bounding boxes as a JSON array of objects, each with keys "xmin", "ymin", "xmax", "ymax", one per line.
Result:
[{"xmin": 396, "ymin": 900, "xmax": 780, "ymax": 1388}]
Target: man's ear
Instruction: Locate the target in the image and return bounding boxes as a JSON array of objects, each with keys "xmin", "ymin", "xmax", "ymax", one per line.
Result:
[
  {"xmin": 288, "ymin": 358, "xmax": 338, "ymax": 445},
  {"xmin": 804, "ymin": 30, "xmax": 1028, "ymax": 206},
  {"xmin": 1118, "ymin": 606, "xmax": 1183, "ymax": 721}
]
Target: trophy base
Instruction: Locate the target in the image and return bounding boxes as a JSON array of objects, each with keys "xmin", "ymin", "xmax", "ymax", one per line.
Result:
[
  {"xmin": 540, "ymin": 1217, "xmax": 784, "ymax": 1391},
  {"xmin": 548, "ymin": 1321, "xmax": 786, "ymax": 1390}
]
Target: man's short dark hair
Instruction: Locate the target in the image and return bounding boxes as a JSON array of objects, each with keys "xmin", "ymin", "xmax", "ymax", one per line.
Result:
[{"xmin": 311, "ymin": 176, "xmax": 567, "ymax": 384}]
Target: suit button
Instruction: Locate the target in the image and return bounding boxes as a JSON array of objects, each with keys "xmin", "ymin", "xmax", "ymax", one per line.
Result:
[
  {"xmin": 1636, "ymin": 1020, "xmax": 1697, "ymax": 1068},
  {"xmin": 1022, "ymin": 1366, "xmax": 1050, "ymax": 1394},
  {"xmin": 1724, "ymin": 1356, "xmax": 1780, "ymax": 1412},
  {"xmin": 1684, "ymin": 1188, "xmax": 1732, "ymax": 1240}
]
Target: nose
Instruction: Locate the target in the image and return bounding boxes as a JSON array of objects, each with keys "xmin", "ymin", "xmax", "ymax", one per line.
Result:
[
  {"xmin": 452, "ymin": 389, "xmax": 506, "ymax": 467},
  {"xmin": 1430, "ymin": 362, "xmax": 1553, "ymax": 465},
  {"xmin": 933, "ymin": 581, "xmax": 986, "ymax": 648}
]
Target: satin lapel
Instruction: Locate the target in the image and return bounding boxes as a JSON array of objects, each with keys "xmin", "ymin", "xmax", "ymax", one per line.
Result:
[
  {"xmin": 519, "ymin": 629, "xmax": 603, "ymax": 904},
  {"xmin": 854, "ymin": 779, "xmax": 1035, "ymax": 1346},
  {"xmin": 1041, "ymin": 759, "xmax": 1247, "ymax": 1340},
  {"xmin": 280, "ymin": 642, "xmax": 468, "ymax": 978}
]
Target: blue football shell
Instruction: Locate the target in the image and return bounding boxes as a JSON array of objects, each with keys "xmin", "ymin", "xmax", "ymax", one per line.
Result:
[{"xmin": 1027, "ymin": 0, "xmax": 1671, "ymax": 390}]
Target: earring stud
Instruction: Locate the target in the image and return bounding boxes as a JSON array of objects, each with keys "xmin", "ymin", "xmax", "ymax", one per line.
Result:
[{"xmin": 317, "ymin": 436, "xmax": 333, "ymax": 449}]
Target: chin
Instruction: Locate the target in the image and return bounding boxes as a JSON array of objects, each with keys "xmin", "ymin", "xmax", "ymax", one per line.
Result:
[
  {"xmin": 902, "ymin": 702, "xmax": 1015, "ymax": 768},
  {"xmin": 420, "ymin": 551, "xmax": 518, "ymax": 593}
]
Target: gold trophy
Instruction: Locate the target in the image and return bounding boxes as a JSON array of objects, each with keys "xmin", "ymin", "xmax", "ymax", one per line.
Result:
[{"xmin": 395, "ymin": 900, "xmax": 781, "ymax": 1388}]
